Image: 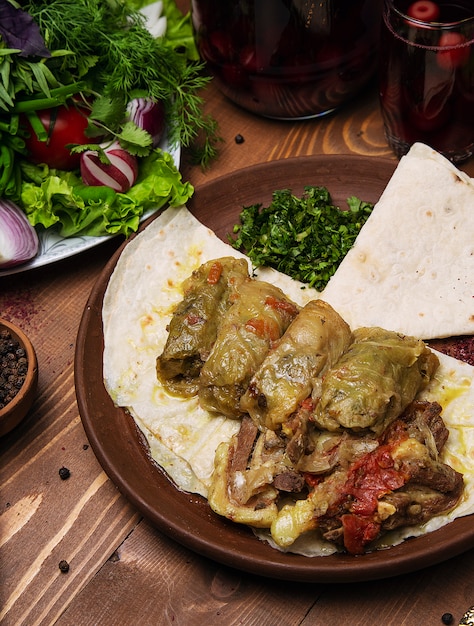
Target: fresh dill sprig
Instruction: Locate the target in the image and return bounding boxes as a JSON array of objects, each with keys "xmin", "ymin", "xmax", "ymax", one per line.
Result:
[{"xmin": 17, "ymin": 0, "xmax": 220, "ymax": 166}]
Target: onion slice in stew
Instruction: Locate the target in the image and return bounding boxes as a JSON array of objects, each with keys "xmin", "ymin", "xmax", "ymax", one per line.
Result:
[{"xmin": 0, "ymin": 200, "xmax": 39, "ymax": 268}]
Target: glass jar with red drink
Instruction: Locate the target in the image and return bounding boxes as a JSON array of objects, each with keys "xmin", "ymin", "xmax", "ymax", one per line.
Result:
[
  {"xmin": 191, "ymin": 0, "xmax": 382, "ymax": 119},
  {"xmin": 379, "ymin": 0, "xmax": 474, "ymax": 162}
]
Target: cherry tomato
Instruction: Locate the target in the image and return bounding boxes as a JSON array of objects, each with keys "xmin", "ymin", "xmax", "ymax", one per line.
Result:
[
  {"xmin": 407, "ymin": 1, "xmax": 440, "ymax": 22},
  {"xmin": 437, "ymin": 32, "xmax": 470, "ymax": 70},
  {"xmin": 22, "ymin": 103, "xmax": 92, "ymax": 170}
]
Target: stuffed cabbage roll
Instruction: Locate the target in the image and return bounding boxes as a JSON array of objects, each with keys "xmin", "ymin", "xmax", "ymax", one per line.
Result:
[
  {"xmin": 198, "ymin": 279, "xmax": 299, "ymax": 417},
  {"xmin": 240, "ymin": 300, "xmax": 352, "ymax": 432},
  {"xmin": 312, "ymin": 327, "xmax": 439, "ymax": 434},
  {"xmin": 156, "ymin": 257, "xmax": 249, "ymax": 396}
]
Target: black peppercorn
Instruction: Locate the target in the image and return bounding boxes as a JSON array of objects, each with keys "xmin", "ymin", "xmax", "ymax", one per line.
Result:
[
  {"xmin": 234, "ymin": 133, "xmax": 245, "ymax": 144},
  {"xmin": 58, "ymin": 560, "xmax": 70, "ymax": 573},
  {"xmin": 59, "ymin": 466, "xmax": 71, "ymax": 480},
  {"xmin": 441, "ymin": 613, "xmax": 453, "ymax": 625},
  {"xmin": 0, "ymin": 329, "xmax": 28, "ymax": 409}
]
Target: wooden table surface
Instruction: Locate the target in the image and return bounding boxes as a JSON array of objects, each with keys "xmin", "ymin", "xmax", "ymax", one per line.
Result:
[{"xmin": 1, "ymin": 3, "xmax": 474, "ymax": 624}]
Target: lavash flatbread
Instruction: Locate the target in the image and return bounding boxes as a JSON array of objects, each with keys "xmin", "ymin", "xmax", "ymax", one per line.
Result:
[
  {"xmin": 103, "ymin": 206, "xmax": 318, "ymax": 496},
  {"xmin": 102, "ymin": 147, "xmax": 474, "ymax": 556},
  {"xmin": 322, "ymin": 143, "xmax": 474, "ymax": 339}
]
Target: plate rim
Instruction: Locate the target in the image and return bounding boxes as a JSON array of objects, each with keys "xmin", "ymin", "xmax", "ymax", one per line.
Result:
[{"xmin": 75, "ymin": 153, "xmax": 474, "ymax": 583}]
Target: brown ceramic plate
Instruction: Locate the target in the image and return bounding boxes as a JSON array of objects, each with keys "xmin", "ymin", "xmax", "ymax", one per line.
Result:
[{"xmin": 75, "ymin": 154, "xmax": 474, "ymax": 583}]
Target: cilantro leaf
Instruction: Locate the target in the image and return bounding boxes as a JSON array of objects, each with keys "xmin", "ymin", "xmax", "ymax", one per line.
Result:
[
  {"xmin": 229, "ymin": 186, "xmax": 374, "ymax": 291},
  {"xmin": 117, "ymin": 121, "xmax": 153, "ymax": 153}
]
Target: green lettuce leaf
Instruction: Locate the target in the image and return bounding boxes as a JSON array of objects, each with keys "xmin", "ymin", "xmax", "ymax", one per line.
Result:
[{"xmin": 20, "ymin": 150, "xmax": 193, "ymax": 237}]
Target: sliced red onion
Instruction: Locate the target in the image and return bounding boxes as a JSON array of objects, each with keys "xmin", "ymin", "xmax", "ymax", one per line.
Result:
[
  {"xmin": 80, "ymin": 143, "xmax": 139, "ymax": 193},
  {"xmin": 127, "ymin": 98, "xmax": 165, "ymax": 148},
  {"xmin": 0, "ymin": 200, "xmax": 39, "ymax": 268}
]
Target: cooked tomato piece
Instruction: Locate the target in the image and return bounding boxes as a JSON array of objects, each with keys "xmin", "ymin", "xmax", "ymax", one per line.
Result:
[
  {"xmin": 265, "ymin": 295, "xmax": 299, "ymax": 316},
  {"xmin": 341, "ymin": 514, "xmax": 381, "ymax": 555},
  {"xmin": 207, "ymin": 261, "xmax": 223, "ymax": 284}
]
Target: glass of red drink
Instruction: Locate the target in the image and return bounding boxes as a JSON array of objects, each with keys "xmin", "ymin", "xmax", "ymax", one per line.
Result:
[
  {"xmin": 191, "ymin": 0, "xmax": 382, "ymax": 120},
  {"xmin": 379, "ymin": 0, "xmax": 474, "ymax": 162}
]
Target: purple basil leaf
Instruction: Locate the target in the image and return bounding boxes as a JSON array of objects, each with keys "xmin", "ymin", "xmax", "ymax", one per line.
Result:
[{"xmin": 0, "ymin": 0, "xmax": 50, "ymax": 57}]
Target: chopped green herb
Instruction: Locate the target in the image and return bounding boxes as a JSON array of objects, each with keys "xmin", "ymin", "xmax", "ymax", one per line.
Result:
[{"xmin": 229, "ymin": 186, "xmax": 373, "ymax": 291}]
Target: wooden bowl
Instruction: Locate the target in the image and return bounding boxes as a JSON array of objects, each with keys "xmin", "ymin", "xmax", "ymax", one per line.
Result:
[{"xmin": 0, "ymin": 319, "xmax": 38, "ymax": 436}]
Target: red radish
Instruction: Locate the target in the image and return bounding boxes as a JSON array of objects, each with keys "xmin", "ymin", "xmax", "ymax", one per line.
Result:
[
  {"xmin": 80, "ymin": 143, "xmax": 138, "ymax": 193},
  {"xmin": 406, "ymin": 1, "xmax": 440, "ymax": 22},
  {"xmin": 437, "ymin": 32, "xmax": 470, "ymax": 70}
]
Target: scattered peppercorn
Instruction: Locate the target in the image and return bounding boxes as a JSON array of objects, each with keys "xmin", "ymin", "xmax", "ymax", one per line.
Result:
[
  {"xmin": 441, "ymin": 613, "xmax": 454, "ymax": 625},
  {"xmin": 58, "ymin": 560, "xmax": 70, "ymax": 573},
  {"xmin": 59, "ymin": 466, "xmax": 71, "ymax": 480},
  {"xmin": 234, "ymin": 134, "xmax": 245, "ymax": 144},
  {"xmin": 0, "ymin": 328, "xmax": 28, "ymax": 409}
]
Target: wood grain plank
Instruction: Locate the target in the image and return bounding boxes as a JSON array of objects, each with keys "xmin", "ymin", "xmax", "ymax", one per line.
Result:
[
  {"xmin": 57, "ymin": 519, "xmax": 324, "ymax": 626},
  {"xmin": 1, "ymin": 398, "xmax": 141, "ymax": 625},
  {"xmin": 0, "ymin": 243, "xmax": 140, "ymax": 626},
  {"xmin": 180, "ymin": 79, "xmax": 474, "ymax": 186},
  {"xmin": 55, "ymin": 515, "xmax": 474, "ymax": 626},
  {"xmin": 304, "ymin": 547, "xmax": 474, "ymax": 626},
  {"xmin": 180, "ymin": 83, "xmax": 398, "ymax": 189}
]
